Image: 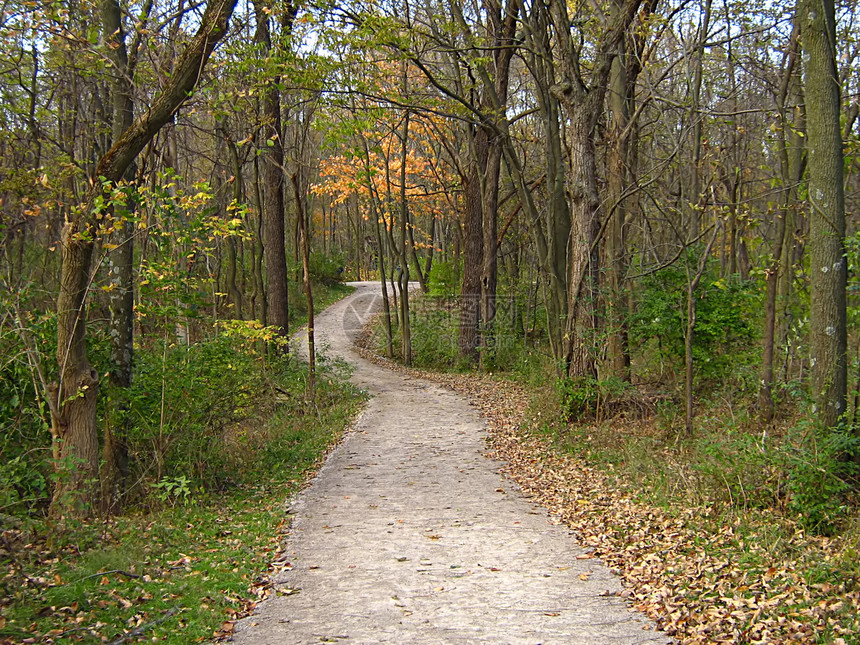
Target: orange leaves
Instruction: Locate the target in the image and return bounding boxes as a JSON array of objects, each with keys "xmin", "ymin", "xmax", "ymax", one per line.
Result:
[{"xmin": 312, "ymin": 110, "xmax": 457, "ymax": 241}]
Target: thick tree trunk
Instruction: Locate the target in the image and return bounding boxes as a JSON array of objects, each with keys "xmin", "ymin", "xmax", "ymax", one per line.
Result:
[
  {"xmin": 605, "ymin": 26, "xmax": 631, "ymax": 381},
  {"xmin": 255, "ymin": 1, "xmax": 289, "ymax": 348},
  {"xmin": 802, "ymin": 0, "xmax": 847, "ymax": 430},
  {"xmin": 521, "ymin": 0, "xmax": 570, "ymax": 365},
  {"xmin": 50, "ymin": 234, "xmax": 100, "ymax": 517},
  {"xmin": 563, "ymin": 114, "xmax": 600, "ymax": 380},
  {"xmin": 545, "ymin": 0, "xmax": 643, "ymax": 380},
  {"xmin": 448, "ymin": 0, "xmax": 518, "ymax": 365}
]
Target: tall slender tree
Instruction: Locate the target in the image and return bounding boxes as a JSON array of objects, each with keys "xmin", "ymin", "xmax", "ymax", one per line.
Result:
[{"xmin": 801, "ymin": 0, "xmax": 848, "ymax": 430}]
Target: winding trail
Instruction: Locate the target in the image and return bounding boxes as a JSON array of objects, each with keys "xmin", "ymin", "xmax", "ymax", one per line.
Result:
[{"xmin": 231, "ymin": 282, "xmax": 669, "ymax": 644}]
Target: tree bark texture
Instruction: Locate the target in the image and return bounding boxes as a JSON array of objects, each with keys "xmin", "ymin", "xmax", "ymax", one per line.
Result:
[
  {"xmin": 605, "ymin": 25, "xmax": 631, "ymax": 381},
  {"xmin": 760, "ymin": 27, "xmax": 803, "ymax": 423},
  {"xmin": 563, "ymin": 113, "xmax": 601, "ymax": 380},
  {"xmin": 255, "ymin": 1, "xmax": 289, "ymax": 347},
  {"xmin": 545, "ymin": 0, "xmax": 644, "ymax": 379},
  {"xmin": 801, "ymin": 0, "xmax": 847, "ymax": 429},
  {"xmin": 100, "ymin": 0, "xmax": 137, "ymax": 515}
]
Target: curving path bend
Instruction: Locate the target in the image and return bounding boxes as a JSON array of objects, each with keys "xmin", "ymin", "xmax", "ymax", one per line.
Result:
[{"xmin": 231, "ymin": 282, "xmax": 669, "ymax": 645}]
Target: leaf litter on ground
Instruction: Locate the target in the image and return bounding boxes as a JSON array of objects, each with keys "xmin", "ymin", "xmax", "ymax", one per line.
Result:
[{"xmin": 356, "ymin": 345, "xmax": 860, "ymax": 645}]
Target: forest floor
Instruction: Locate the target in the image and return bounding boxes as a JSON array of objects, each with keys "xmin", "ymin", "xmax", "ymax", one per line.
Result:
[
  {"xmin": 388, "ymin": 369, "xmax": 859, "ymax": 644},
  {"xmin": 348, "ymin": 295, "xmax": 859, "ymax": 643},
  {"xmin": 230, "ymin": 282, "xmax": 669, "ymax": 644}
]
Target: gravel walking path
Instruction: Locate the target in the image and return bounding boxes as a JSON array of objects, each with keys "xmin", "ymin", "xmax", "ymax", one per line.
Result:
[{"xmin": 231, "ymin": 282, "xmax": 669, "ymax": 645}]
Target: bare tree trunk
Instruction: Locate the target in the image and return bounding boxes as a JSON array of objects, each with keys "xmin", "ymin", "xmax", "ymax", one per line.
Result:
[
  {"xmin": 521, "ymin": 1, "xmax": 569, "ymax": 366},
  {"xmin": 686, "ymin": 0, "xmax": 713, "ymax": 239},
  {"xmin": 563, "ymin": 113, "xmax": 600, "ymax": 380},
  {"xmin": 293, "ymin": 174, "xmax": 315, "ymax": 398},
  {"xmin": 360, "ymin": 134, "xmax": 394, "ymax": 357},
  {"xmin": 255, "ymin": 0, "xmax": 290, "ymax": 349},
  {"xmin": 545, "ymin": 0, "xmax": 644, "ymax": 379},
  {"xmin": 802, "ymin": 0, "xmax": 847, "ymax": 430},
  {"xmin": 224, "ymin": 131, "xmax": 246, "ymax": 319},
  {"xmin": 100, "ymin": 0, "xmax": 141, "ymax": 516},
  {"xmin": 604, "ymin": 10, "xmax": 631, "ymax": 381},
  {"xmin": 459, "ymin": 130, "xmax": 484, "ymax": 361},
  {"xmin": 252, "ymin": 154, "xmax": 267, "ymax": 325},
  {"xmin": 760, "ymin": 26, "xmax": 803, "ymax": 422},
  {"xmin": 397, "ymin": 106, "xmax": 412, "ymax": 366}
]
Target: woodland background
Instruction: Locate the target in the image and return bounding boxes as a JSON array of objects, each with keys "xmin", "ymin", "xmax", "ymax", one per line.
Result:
[{"xmin": 1, "ymin": 0, "xmax": 860, "ymax": 641}]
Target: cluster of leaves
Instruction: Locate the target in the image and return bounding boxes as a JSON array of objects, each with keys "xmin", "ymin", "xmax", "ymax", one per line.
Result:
[{"xmin": 0, "ymin": 359, "xmax": 363, "ymax": 643}]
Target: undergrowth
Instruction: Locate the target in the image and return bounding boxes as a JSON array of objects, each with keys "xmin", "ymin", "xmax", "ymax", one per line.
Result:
[
  {"xmin": 0, "ymin": 282, "xmax": 363, "ymax": 643},
  {"xmin": 0, "ymin": 359, "xmax": 363, "ymax": 644}
]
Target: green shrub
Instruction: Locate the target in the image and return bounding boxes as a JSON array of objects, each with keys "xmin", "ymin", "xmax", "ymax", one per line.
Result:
[
  {"xmin": 0, "ymin": 302, "xmax": 59, "ymax": 514},
  {"xmin": 688, "ymin": 416, "xmax": 858, "ymax": 534},
  {"xmin": 556, "ymin": 375, "xmax": 631, "ymax": 420},
  {"xmin": 125, "ymin": 333, "xmax": 268, "ymax": 494},
  {"xmin": 784, "ymin": 423, "xmax": 858, "ymax": 534},
  {"xmin": 427, "ymin": 260, "xmax": 460, "ymax": 298},
  {"xmin": 400, "ymin": 299, "xmax": 460, "ymax": 368},
  {"xmin": 629, "ymin": 256, "xmax": 759, "ymax": 388},
  {"xmin": 308, "ymin": 250, "xmax": 346, "ymax": 285}
]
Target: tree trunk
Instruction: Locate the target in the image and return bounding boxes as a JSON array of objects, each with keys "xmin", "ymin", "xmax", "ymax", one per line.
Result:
[
  {"xmin": 100, "ymin": 0, "xmax": 137, "ymax": 515},
  {"xmin": 479, "ymin": 137, "xmax": 502, "ymax": 369},
  {"xmin": 684, "ymin": 227, "xmax": 719, "ymax": 434},
  {"xmin": 458, "ymin": 127, "xmax": 485, "ymax": 361},
  {"xmin": 252, "ymin": 154, "xmax": 267, "ymax": 325},
  {"xmin": 293, "ymin": 174, "xmax": 315, "ymax": 398},
  {"xmin": 563, "ymin": 112, "xmax": 600, "ymax": 380},
  {"xmin": 360, "ymin": 134, "xmax": 394, "ymax": 357},
  {"xmin": 686, "ymin": 0, "xmax": 713, "ymax": 239},
  {"xmin": 760, "ymin": 27, "xmax": 804, "ymax": 422},
  {"xmin": 605, "ymin": 16, "xmax": 631, "ymax": 381},
  {"xmin": 255, "ymin": 1, "xmax": 289, "ymax": 349},
  {"xmin": 545, "ymin": 0, "xmax": 644, "ymax": 379},
  {"xmin": 224, "ymin": 131, "xmax": 246, "ymax": 319},
  {"xmin": 802, "ymin": 0, "xmax": 847, "ymax": 430},
  {"xmin": 397, "ymin": 104, "xmax": 412, "ymax": 366}
]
